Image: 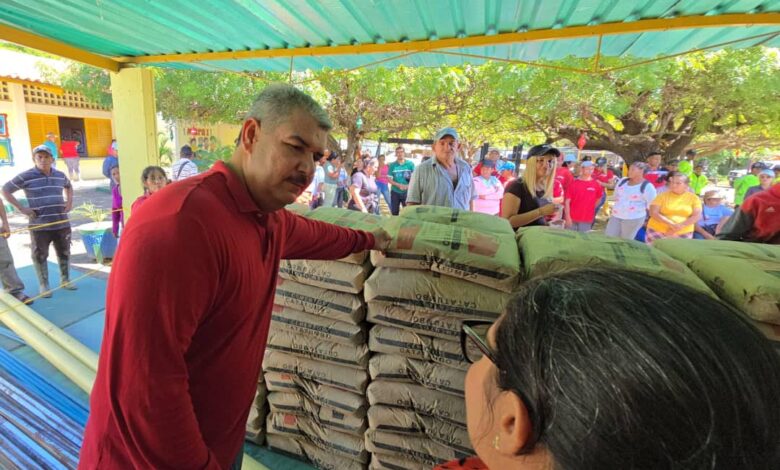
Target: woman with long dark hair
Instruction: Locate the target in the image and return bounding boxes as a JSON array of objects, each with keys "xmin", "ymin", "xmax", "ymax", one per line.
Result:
[{"xmin": 439, "ymin": 268, "xmax": 780, "ymax": 470}]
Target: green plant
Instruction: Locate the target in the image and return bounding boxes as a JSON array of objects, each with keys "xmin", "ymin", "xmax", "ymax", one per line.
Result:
[
  {"xmin": 194, "ymin": 145, "xmax": 233, "ymax": 171},
  {"xmin": 158, "ymin": 132, "xmax": 174, "ymax": 167},
  {"xmin": 73, "ymin": 203, "xmax": 110, "ymax": 224}
]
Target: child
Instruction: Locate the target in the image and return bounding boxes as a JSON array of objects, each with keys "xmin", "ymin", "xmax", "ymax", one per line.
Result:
[
  {"xmin": 131, "ymin": 166, "xmax": 168, "ymax": 212},
  {"xmin": 472, "ymin": 160, "xmax": 504, "ymax": 215},
  {"xmin": 565, "ymin": 161, "xmax": 604, "ymax": 232},
  {"xmin": 110, "ymin": 165, "xmax": 123, "ymax": 237}
]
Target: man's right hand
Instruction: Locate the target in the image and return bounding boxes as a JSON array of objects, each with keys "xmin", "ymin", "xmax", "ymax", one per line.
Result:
[
  {"xmin": 20, "ymin": 208, "xmax": 36, "ymax": 218},
  {"xmin": 371, "ymin": 228, "xmax": 392, "ymax": 252}
]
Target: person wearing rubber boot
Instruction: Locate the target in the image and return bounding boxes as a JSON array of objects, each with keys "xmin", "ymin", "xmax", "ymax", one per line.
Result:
[{"xmin": 2, "ymin": 145, "xmax": 77, "ymax": 297}]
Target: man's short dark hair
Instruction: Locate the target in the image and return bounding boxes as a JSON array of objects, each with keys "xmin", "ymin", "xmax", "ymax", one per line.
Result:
[{"xmin": 646, "ymin": 151, "xmax": 662, "ymax": 159}]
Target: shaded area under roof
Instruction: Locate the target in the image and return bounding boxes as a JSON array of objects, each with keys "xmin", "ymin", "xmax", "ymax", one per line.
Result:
[{"xmin": 0, "ymin": 1, "xmax": 778, "ymax": 72}]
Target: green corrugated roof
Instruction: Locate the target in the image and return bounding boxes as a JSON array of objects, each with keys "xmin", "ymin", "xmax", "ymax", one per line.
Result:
[{"xmin": 1, "ymin": 0, "xmax": 779, "ymax": 71}]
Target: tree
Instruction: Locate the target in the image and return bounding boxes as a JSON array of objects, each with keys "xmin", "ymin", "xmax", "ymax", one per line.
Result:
[{"xmin": 473, "ymin": 48, "xmax": 780, "ymax": 163}]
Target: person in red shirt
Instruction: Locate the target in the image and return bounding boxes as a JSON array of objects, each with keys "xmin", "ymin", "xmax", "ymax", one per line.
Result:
[
  {"xmin": 473, "ymin": 148, "xmax": 501, "ymax": 178},
  {"xmin": 717, "ymin": 182, "xmax": 780, "ymax": 244},
  {"xmin": 643, "ymin": 151, "xmax": 668, "ymax": 189},
  {"xmin": 565, "ymin": 161, "xmax": 604, "ymax": 232},
  {"xmin": 78, "ymin": 85, "xmax": 390, "ymax": 470},
  {"xmin": 60, "ymin": 138, "xmax": 81, "ymax": 182},
  {"xmin": 554, "ymin": 152, "xmax": 575, "ymax": 194},
  {"xmin": 592, "ymin": 156, "xmax": 617, "ymax": 220}
]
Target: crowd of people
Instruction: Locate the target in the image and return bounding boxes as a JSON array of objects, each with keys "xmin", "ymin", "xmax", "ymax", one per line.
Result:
[
  {"xmin": 6, "ymin": 84, "xmax": 769, "ymax": 470},
  {"xmin": 300, "ymin": 125, "xmax": 778, "ymax": 246}
]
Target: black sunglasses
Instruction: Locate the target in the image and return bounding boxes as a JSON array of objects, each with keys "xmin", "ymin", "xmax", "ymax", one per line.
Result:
[{"xmin": 461, "ymin": 320, "xmax": 495, "ymax": 364}]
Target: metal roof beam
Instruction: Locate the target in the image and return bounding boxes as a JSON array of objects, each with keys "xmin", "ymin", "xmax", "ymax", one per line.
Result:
[
  {"xmin": 117, "ymin": 13, "xmax": 780, "ymax": 65},
  {"xmin": 0, "ymin": 23, "xmax": 121, "ymax": 72}
]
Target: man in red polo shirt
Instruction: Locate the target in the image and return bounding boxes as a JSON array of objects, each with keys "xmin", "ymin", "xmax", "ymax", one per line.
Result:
[
  {"xmin": 79, "ymin": 84, "xmax": 390, "ymax": 469},
  {"xmin": 717, "ymin": 182, "xmax": 779, "ymax": 244}
]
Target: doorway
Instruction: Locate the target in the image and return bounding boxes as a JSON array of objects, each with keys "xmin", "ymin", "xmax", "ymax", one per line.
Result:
[{"xmin": 58, "ymin": 117, "xmax": 87, "ymax": 157}]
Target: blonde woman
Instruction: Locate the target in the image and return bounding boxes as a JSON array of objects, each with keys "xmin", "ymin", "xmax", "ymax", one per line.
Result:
[{"xmin": 501, "ymin": 144, "xmax": 559, "ymax": 230}]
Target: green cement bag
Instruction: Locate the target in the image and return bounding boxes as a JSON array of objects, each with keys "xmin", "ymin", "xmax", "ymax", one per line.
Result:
[
  {"xmin": 653, "ymin": 239, "xmax": 780, "ymax": 324},
  {"xmin": 305, "ymin": 207, "xmax": 383, "ymax": 265},
  {"xmin": 374, "ymin": 207, "xmax": 521, "ymax": 292},
  {"xmin": 516, "ymin": 227, "xmax": 713, "ymax": 296},
  {"xmin": 399, "ymin": 205, "xmax": 512, "ymax": 234}
]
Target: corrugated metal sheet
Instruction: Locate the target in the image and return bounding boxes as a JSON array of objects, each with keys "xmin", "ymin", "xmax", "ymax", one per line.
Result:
[
  {"xmin": 0, "ymin": 349, "xmax": 86, "ymax": 469},
  {"xmin": 0, "ymin": 1, "xmax": 778, "ymax": 70}
]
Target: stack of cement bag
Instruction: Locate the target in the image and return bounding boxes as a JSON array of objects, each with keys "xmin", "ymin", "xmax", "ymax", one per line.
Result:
[
  {"xmin": 653, "ymin": 239, "xmax": 780, "ymax": 349},
  {"xmin": 516, "ymin": 227, "xmax": 714, "ymax": 296},
  {"xmin": 244, "ymin": 374, "xmax": 268, "ymax": 445},
  {"xmin": 364, "ymin": 206, "xmax": 518, "ymax": 469},
  {"xmin": 264, "ymin": 207, "xmax": 379, "ymax": 470}
]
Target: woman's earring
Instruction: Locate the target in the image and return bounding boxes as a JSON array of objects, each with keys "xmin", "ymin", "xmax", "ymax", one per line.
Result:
[{"xmin": 493, "ymin": 434, "xmax": 500, "ymax": 450}]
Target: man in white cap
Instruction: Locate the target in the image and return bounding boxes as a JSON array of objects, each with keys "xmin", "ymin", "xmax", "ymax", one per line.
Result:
[{"xmin": 406, "ymin": 127, "xmax": 475, "ymax": 210}]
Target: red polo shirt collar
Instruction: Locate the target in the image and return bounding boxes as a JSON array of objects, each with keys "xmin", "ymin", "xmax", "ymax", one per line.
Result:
[{"xmin": 211, "ymin": 161, "xmax": 262, "ymax": 215}]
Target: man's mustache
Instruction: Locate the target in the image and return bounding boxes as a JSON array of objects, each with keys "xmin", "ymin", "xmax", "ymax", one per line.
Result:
[{"xmin": 288, "ymin": 173, "xmax": 310, "ymax": 187}]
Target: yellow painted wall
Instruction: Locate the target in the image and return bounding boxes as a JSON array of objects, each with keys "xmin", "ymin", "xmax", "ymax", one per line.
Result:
[
  {"xmin": 84, "ymin": 118, "xmax": 113, "ymax": 157},
  {"xmin": 174, "ymin": 120, "xmax": 241, "ymax": 152},
  {"xmin": 26, "ymin": 112, "xmax": 60, "ymax": 151}
]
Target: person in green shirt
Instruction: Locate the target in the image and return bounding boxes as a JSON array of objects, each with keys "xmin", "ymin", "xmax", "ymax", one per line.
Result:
[
  {"xmin": 677, "ymin": 149, "xmax": 696, "ymax": 179},
  {"xmin": 387, "ymin": 145, "xmax": 415, "ymax": 215},
  {"xmin": 689, "ymin": 164, "xmax": 709, "ymax": 196},
  {"xmin": 733, "ymin": 162, "xmax": 766, "ymax": 206}
]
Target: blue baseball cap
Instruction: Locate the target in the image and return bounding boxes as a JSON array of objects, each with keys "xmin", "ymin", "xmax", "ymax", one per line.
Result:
[
  {"xmin": 580, "ymin": 161, "xmax": 595, "ymax": 168},
  {"xmin": 499, "ymin": 161, "xmax": 516, "ymax": 172},
  {"xmin": 433, "ymin": 127, "xmax": 459, "ymax": 141},
  {"xmin": 32, "ymin": 144, "xmax": 53, "ymax": 156}
]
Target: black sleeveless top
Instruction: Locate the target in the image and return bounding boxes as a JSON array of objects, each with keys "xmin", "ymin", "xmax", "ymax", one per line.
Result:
[{"xmin": 505, "ymin": 178, "xmax": 551, "ymax": 228}]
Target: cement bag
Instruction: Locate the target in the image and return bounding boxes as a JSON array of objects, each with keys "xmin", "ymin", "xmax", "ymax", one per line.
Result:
[
  {"xmin": 374, "ymin": 216, "xmax": 520, "ymax": 292},
  {"xmin": 264, "ymin": 371, "xmax": 367, "ymax": 416},
  {"xmin": 263, "ymin": 350, "xmax": 369, "ymax": 394},
  {"xmin": 370, "ymin": 453, "xmax": 430, "ymax": 470},
  {"xmin": 653, "ymin": 239, "xmax": 780, "ymax": 324},
  {"xmin": 517, "ymin": 227, "xmax": 713, "ymax": 295},
  {"xmin": 267, "ymin": 434, "xmax": 366, "ymax": 470},
  {"xmin": 686, "ymin": 257, "xmax": 780, "ymax": 324},
  {"xmin": 368, "ymin": 301, "xmax": 480, "ymax": 340},
  {"xmin": 369, "ymin": 354, "xmax": 465, "ymax": 397},
  {"xmin": 750, "ymin": 320, "xmax": 780, "ymax": 349},
  {"xmin": 275, "ymin": 278, "xmax": 365, "ymax": 324},
  {"xmin": 285, "ymin": 203, "xmax": 310, "ymax": 215},
  {"xmin": 307, "ymin": 207, "xmax": 383, "ymax": 265},
  {"xmin": 369, "ymin": 325, "xmax": 469, "ymax": 371},
  {"xmin": 652, "ymin": 239, "xmax": 780, "ymax": 265},
  {"xmin": 367, "ymin": 380, "xmax": 466, "ymax": 426},
  {"xmin": 253, "ymin": 382, "xmax": 267, "ymax": 407},
  {"xmin": 271, "ymin": 305, "xmax": 366, "ymax": 345},
  {"xmin": 364, "ymin": 267, "xmax": 508, "ymax": 318},
  {"xmin": 399, "ymin": 205, "xmax": 512, "ymax": 234},
  {"xmin": 279, "ymin": 259, "xmax": 373, "ymax": 294},
  {"xmin": 266, "ymin": 329, "xmax": 369, "ymax": 369},
  {"xmin": 268, "ymin": 391, "xmax": 367, "ymax": 435},
  {"xmin": 244, "ymin": 427, "xmax": 265, "ymax": 445},
  {"xmin": 365, "ymin": 429, "xmax": 467, "ymax": 467},
  {"xmin": 368, "ymin": 405, "xmax": 472, "ymax": 455},
  {"xmin": 246, "ymin": 404, "xmax": 268, "ymax": 431},
  {"xmin": 267, "ymin": 412, "xmax": 368, "ymax": 464}
]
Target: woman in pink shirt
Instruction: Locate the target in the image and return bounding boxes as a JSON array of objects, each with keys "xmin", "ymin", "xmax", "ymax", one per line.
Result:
[
  {"xmin": 375, "ymin": 154, "xmax": 391, "ymax": 214},
  {"xmin": 472, "ymin": 160, "xmax": 504, "ymax": 215}
]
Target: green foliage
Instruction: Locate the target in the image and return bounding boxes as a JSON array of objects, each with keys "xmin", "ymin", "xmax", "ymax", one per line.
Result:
[
  {"xmin": 73, "ymin": 203, "xmax": 110, "ymax": 223},
  {"xmin": 46, "ymin": 48, "xmax": 780, "ymax": 164},
  {"xmin": 158, "ymin": 132, "xmax": 174, "ymax": 167},
  {"xmin": 194, "ymin": 145, "xmax": 233, "ymax": 171}
]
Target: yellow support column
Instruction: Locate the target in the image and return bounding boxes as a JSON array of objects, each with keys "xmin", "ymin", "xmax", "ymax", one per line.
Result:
[{"xmin": 110, "ymin": 68, "xmax": 158, "ymax": 219}]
